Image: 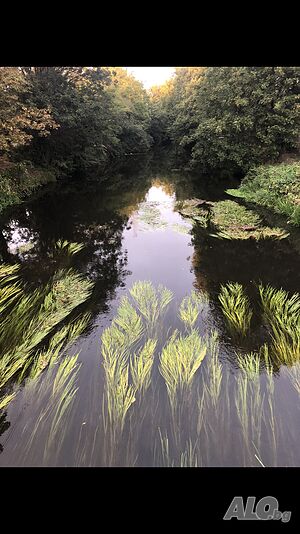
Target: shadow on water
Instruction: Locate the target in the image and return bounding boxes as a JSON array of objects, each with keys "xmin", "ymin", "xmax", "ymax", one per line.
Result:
[{"xmin": 0, "ymin": 154, "xmax": 300, "ymax": 465}]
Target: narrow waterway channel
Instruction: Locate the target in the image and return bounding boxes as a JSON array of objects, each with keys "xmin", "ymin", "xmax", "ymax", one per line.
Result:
[{"xmin": 0, "ymin": 158, "xmax": 300, "ymax": 466}]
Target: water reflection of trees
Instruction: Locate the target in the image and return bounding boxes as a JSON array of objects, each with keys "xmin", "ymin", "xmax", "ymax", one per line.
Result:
[
  {"xmin": 0, "ymin": 158, "xmax": 157, "ymax": 322},
  {"xmin": 191, "ymin": 229, "xmax": 300, "ymax": 353}
]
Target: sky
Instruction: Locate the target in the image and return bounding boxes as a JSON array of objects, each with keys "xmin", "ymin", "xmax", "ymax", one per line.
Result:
[{"xmin": 125, "ymin": 67, "xmax": 175, "ymax": 89}]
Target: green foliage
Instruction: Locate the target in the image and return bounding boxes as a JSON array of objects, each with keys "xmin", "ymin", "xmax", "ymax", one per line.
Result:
[
  {"xmin": 175, "ymin": 199, "xmax": 211, "ymax": 228},
  {"xmin": 21, "ymin": 353, "xmax": 81, "ymax": 464},
  {"xmin": 237, "ymin": 352, "xmax": 261, "ymax": 380},
  {"xmin": 259, "ymin": 284, "xmax": 300, "ymax": 365},
  {"xmin": 219, "ymin": 282, "xmax": 253, "ymax": 336},
  {"xmin": 130, "ymin": 339, "xmax": 157, "ymax": 394},
  {"xmin": 159, "ymin": 329, "xmax": 207, "ymax": 409},
  {"xmin": 0, "ymin": 161, "xmax": 56, "ymax": 214},
  {"xmin": 227, "ymin": 163, "xmax": 300, "ymax": 226},
  {"xmin": 204, "ymin": 330, "xmax": 222, "ymax": 408},
  {"xmin": 0, "ymin": 67, "xmax": 57, "ymax": 154},
  {"xmin": 179, "ymin": 290, "xmax": 209, "ymax": 329},
  {"xmin": 0, "ymin": 67, "xmax": 153, "ymax": 208},
  {"xmin": 153, "ymin": 67, "xmax": 300, "ymax": 172},
  {"xmin": 4, "ymin": 278, "xmax": 300, "ymax": 466},
  {"xmin": 0, "ymin": 242, "xmax": 93, "ymax": 409},
  {"xmin": 129, "ymin": 280, "xmax": 173, "ymax": 331},
  {"xmin": 211, "ymin": 200, "xmax": 288, "ymax": 240}
]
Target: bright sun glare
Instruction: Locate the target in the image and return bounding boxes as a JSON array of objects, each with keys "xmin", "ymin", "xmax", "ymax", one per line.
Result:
[{"xmin": 125, "ymin": 67, "xmax": 175, "ymax": 90}]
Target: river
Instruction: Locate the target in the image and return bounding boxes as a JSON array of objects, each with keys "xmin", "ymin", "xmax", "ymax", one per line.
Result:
[{"xmin": 0, "ymin": 156, "xmax": 300, "ymax": 466}]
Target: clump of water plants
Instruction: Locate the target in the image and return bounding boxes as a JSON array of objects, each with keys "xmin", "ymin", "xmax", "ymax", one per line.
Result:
[
  {"xmin": 0, "ymin": 241, "xmax": 93, "ymax": 411},
  {"xmin": 218, "ymin": 282, "xmax": 253, "ymax": 337},
  {"xmin": 136, "ymin": 201, "xmax": 168, "ymax": 230},
  {"xmin": 129, "ymin": 280, "xmax": 173, "ymax": 332},
  {"xmin": 4, "ymin": 277, "xmax": 300, "ymax": 467},
  {"xmin": 205, "ymin": 330, "xmax": 223, "ymax": 408},
  {"xmin": 259, "ymin": 284, "xmax": 300, "ymax": 365},
  {"xmin": 9, "ymin": 353, "xmax": 81, "ymax": 466},
  {"xmin": 175, "ymin": 199, "xmax": 211, "ymax": 229},
  {"xmin": 210, "ymin": 200, "xmax": 288, "ymax": 240},
  {"xmin": 130, "ymin": 339, "xmax": 157, "ymax": 395},
  {"xmin": 179, "ymin": 290, "xmax": 209, "ymax": 330},
  {"xmin": 159, "ymin": 329, "xmax": 207, "ymax": 409}
]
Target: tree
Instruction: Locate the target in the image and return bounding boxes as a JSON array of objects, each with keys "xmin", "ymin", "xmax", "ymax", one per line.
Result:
[
  {"xmin": 106, "ymin": 68, "xmax": 153, "ymax": 154},
  {"xmin": 157, "ymin": 67, "xmax": 300, "ymax": 173},
  {"xmin": 0, "ymin": 67, "xmax": 57, "ymax": 156}
]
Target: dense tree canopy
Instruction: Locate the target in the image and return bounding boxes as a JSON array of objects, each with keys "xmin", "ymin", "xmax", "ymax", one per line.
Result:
[
  {"xmin": 0, "ymin": 67, "xmax": 152, "ymax": 175},
  {"xmin": 0, "ymin": 67, "xmax": 57, "ymax": 154},
  {"xmin": 150, "ymin": 67, "xmax": 300, "ymax": 173},
  {"xmin": 0, "ymin": 65, "xmax": 299, "ymax": 183}
]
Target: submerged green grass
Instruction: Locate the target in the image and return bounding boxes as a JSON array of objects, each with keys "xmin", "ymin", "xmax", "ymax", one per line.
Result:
[
  {"xmin": 0, "ymin": 241, "xmax": 93, "ymax": 412},
  {"xmin": 211, "ymin": 200, "xmax": 288, "ymax": 240},
  {"xmin": 219, "ymin": 282, "xmax": 253, "ymax": 337},
  {"xmin": 259, "ymin": 284, "xmax": 300, "ymax": 365},
  {"xmin": 2, "ymin": 275, "xmax": 300, "ymax": 467}
]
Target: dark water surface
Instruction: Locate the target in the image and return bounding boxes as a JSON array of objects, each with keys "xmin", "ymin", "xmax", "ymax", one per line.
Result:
[{"xmin": 0, "ymin": 157, "xmax": 300, "ymax": 466}]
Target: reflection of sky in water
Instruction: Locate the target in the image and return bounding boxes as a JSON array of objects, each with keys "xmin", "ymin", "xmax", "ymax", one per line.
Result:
[
  {"xmin": 145, "ymin": 185, "xmax": 175, "ymax": 203},
  {"xmin": 130, "ymin": 184, "xmax": 192, "ymax": 235},
  {"xmin": 121, "ymin": 184, "xmax": 197, "ymax": 301},
  {"xmin": 3, "ymin": 221, "xmax": 37, "ymax": 255}
]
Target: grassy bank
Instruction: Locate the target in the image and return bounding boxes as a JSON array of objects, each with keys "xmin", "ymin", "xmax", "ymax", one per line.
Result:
[
  {"xmin": 0, "ymin": 159, "xmax": 56, "ymax": 215},
  {"xmin": 226, "ymin": 163, "xmax": 300, "ymax": 226}
]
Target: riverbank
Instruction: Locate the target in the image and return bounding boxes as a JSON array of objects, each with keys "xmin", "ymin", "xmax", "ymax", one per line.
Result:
[
  {"xmin": 226, "ymin": 162, "xmax": 300, "ymax": 227},
  {"xmin": 0, "ymin": 159, "xmax": 56, "ymax": 215}
]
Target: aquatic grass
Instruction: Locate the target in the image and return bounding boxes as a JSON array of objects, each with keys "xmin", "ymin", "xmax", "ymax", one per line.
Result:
[
  {"xmin": 29, "ymin": 313, "xmax": 91, "ymax": 379},
  {"xmin": 0, "ymin": 391, "xmax": 16, "ymax": 410},
  {"xmin": 0, "ymin": 270, "xmax": 92, "ymax": 390},
  {"xmin": 101, "ymin": 342, "xmax": 136, "ymax": 464},
  {"xmin": 259, "ymin": 284, "xmax": 300, "ymax": 364},
  {"xmin": 55, "ymin": 239, "xmax": 84, "ymax": 257},
  {"xmin": 219, "ymin": 282, "xmax": 253, "ymax": 337},
  {"xmin": 287, "ymin": 365, "xmax": 300, "ymax": 396},
  {"xmin": 100, "ymin": 311, "xmax": 142, "ymax": 461},
  {"xmin": 130, "ymin": 339, "xmax": 157, "ymax": 395},
  {"xmin": 112, "ymin": 296, "xmax": 144, "ymax": 348},
  {"xmin": 137, "ymin": 201, "xmax": 168, "ymax": 230},
  {"xmin": 211, "ymin": 200, "xmax": 288, "ymax": 240},
  {"xmin": 205, "ymin": 331, "xmax": 222, "ymax": 408},
  {"xmin": 4, "ymin": 274, "xmax": 298, "ymax": 467},
  {"xmin": 0, "ymin": 263, "xmax": 20, "ymax": 282},
  {"xmin": 179, "ymin": 290, "xmax": 209, "ymax": 330},
  {"xmin": 259, "ymin": 285, "xmax": 300, "ymax": 330},
  {"xmin": 237, "ymin": 352, "xmax": 261, "ymax": 380},
  {"xmin": 101, "ymin": 299, "xmax": 144, "ymax": 380},
  {"xmin": 129, "ymin": 280, "xmax": 173, "ymax": 332},
  {"xmin": 175, "ymin": 199, "xmax": 211, "ymax": 229},
  {"xmin": 157, "ymin": 428, "xmax": 174, "ymax": 467},
  {"xmin": 0, "ymin": 287, "xmax": 44, "ymax": 348},
  {"xmin": 159, "ymin": 329, "xmax": 207, "ymax": 409},
  {"xmin": 0, "ymin": 278, "xmax": 23, "ymax": 315},
  {"xmin": 20, "ymin": 354, "xmax": 81, "ymax": 464},
  {"xmin": 0, "ymin": 269, "xmax": 93, "ymax": 353},
  {"xmin": 110, "ymin": 367, "xmax": 136, "ymax": 433},
  {"xmin": 44, "ymin": 356, "xmax": 80, "ymax": 460},
  {"xmin": 261, "ymin": 345, "xmax": 278, "ymax": 466},
  {"xmin": 0, "ymin": 254, "xmax": 93, "ymax": 413},
  {"xmin": 235, "ymin": 364, "xmax": 264, "ymax": 466},
  {"xmin": 180, "ymin": 439, "xmax": 199, "ymax": 467}
]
